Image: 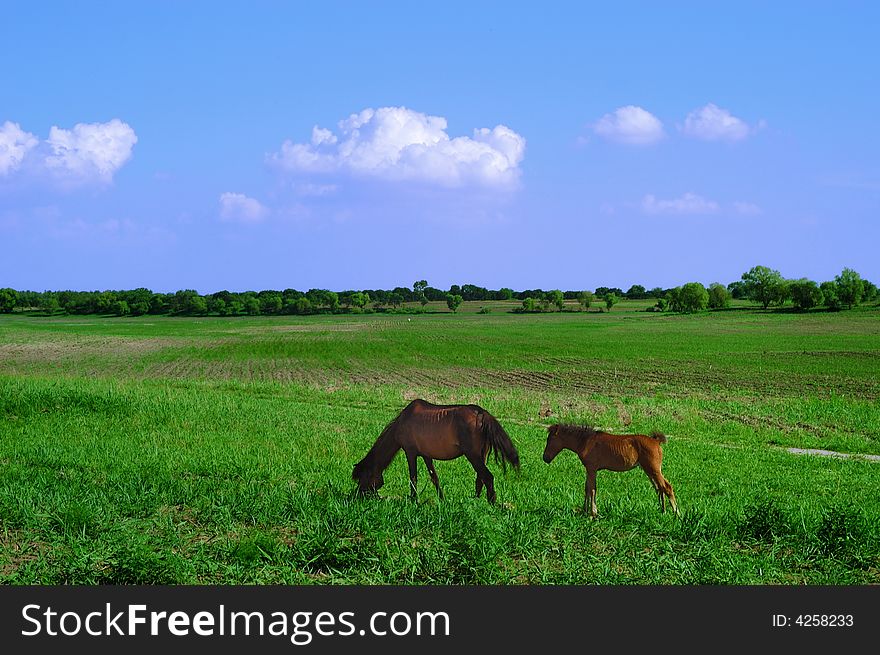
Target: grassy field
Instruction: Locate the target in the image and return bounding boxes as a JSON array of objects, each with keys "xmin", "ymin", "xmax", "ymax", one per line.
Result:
[{"xmin": 1, "ymin": 302, "xmax": 879, "ymax": 584}]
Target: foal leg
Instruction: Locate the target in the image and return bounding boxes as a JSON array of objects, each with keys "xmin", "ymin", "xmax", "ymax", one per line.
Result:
[
  {"xmin": 585, "ymin": 468, "xmax": 598, "ymax": 518},
  {"xmin": 405, "ymin": 450, "xmax": 419, "ymax": 500},
  {"xmin": 423, "ymin": 457, "xmax": 444, "ymax": 500},
  {"xmin": 642, "ymin": 462, "xmax": 678, "ymax": 515}
]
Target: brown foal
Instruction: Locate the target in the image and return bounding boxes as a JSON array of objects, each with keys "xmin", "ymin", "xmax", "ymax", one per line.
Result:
[{"xmin": 543, "ymin": 424, "xmax": 678, "ymax": 518}]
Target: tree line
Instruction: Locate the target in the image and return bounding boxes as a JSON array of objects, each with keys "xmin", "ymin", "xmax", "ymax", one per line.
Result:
[{"xmin": 0, "ymin": 267, "xmax": 875, "ymax": 317}]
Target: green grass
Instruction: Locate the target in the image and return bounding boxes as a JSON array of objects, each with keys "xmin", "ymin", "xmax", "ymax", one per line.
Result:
[{"xmin": 1, "ymin": 302, "xmax": 879, "ymax": 584}]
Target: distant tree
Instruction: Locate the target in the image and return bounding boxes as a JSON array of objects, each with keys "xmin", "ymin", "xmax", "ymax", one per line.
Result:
[
  {"xmin": 461, "ymin": 284, "xmax": 490, "ymax": 301},
  {"xmin": 820, "ymin": 281, "xmax": 841, "ymax": 311},
  {"xmin": 625, "ymin": 284, "xmax": 647, "ymax": 299},
  {"xmin": 130, "ymin": 301, "xmax": 149, "ymax": 316},
  {"xmin": 349, "ymin": 291, "xmax": 370, "ymax": 310},
  {"xmin": 862, "ymin": 280, "xmax": 878, "ymax": 303},
  {"xmin": 0, "ymin": 288, "xmax": 17, "ymax": 313},
  {"xmin": 547, "ymin": 289, "xmax": 565, "ymax": 311},
  {"xmin": 392, "ymin": 286, "xmax": 414, "ymax": 303},
  {"xmin": 576, "ymin": 290, "xmax": 594, "ymax": 311},
  {"xmin": 39, "ymin": 292, "xmax": 60, "ymax": 315},
  {"xmin": 111, "ymin": 300, "xmax": 130, "ymax": 316},
  {"xmin": 595, "ymin": 287, "xmax": 624, "ymax": 299},
  {"xmin": 648, "ymin": 287, "xmax": 665, "ymax": 299},
  {"xmin": 413, "ymin": 280, "xmax": 428, "ymax": 295},
  {"xmin": 191, "ymin": 295, "xmax": 209, "ymax": 315},
  {"xmin": 208, "ymin": 296, "xmax": 227, "ymax": 315},
  {"xmin": 496, "ymin": 287, "xmax": 514, "ymax": 301},
  {"xmin": 665, "ymin": 287, "xmax": 682, "ymax": 313},
  {"xmin": 290, "ymin": 297, "xmax": 313, "ymax": 315},
  {"xmin": 244, "ymin": 296, "xmax": 261, "ymax": 315},
  {"xmin": 727, "ymin": 280, "xmax": 747, "ymax": 299},
  {"xmin": 170, "ymin": 290, "xmax": 203, "ymax": 315},
  {"xmin": 834, "ymin": 268, "xmax": 864, "ymax": 309},
  {"xmin": 149, "ymin": 294, "xmax": 168, "ymax": 315},
  {"xmin": 422, "ymin": 287, "xmax": 445, "ymax": 301},
  {"xmin": 95, "ymin": 291, "xmax": 117, "ymax": 314},
  {"xmin": 679, "ymin": 282, "xmax": 709, "ymax": 313},
  {"xmin": 788, "ymin": 279, "xmax": 824, "ymax": 311},
  {"xmin": 449, "ymin": 285, "xmax": 462, "ymax": 297},
  {"xmin": 446, "ymin": 294, "xmax": 463, "ymax": 313},
  {"xmin": 604, "ymin": 293, "xmax": 618, "ymax": 311},
  {"xmin": 259, "ymin": 293, "xmax": 283, "ymax": 315},
  {"xmin": 388, "ymin": 292, "xmax": 404, "ymax": 308},
  {"xmin": 521, "ymin": 297, "xmax": 538, "ymax": 312},
  {"xmin": 741, "ymin": 265, "xmax": 785, "ymax": 309},
  {"xmin": 306, "ymin": 289, "xmax": 339, "ymax": 312},
  {"xmin": 773, "ymin": 280, "xmax": 792, "ymax": 307},
  {"xmin": 707, "ymin": 283, "xmax": 731, "ymax": 310}
]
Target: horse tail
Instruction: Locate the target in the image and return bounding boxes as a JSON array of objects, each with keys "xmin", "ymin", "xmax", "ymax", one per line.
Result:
[
  {"xmin": 650, "ymin": 431, "xmax": 668, "ymax": 444},
  {"xmin": 479, "ymin": 410, "xmax": 520, "ymax": 473}
]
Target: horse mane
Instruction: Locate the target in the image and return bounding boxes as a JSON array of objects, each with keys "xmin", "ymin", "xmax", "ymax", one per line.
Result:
[
  {"xmin": 553, "ymin": 424, "xmax": 599, "ymax": 440},
  {"xmin": 352, "ymin": 413, "xmax": 403, "ymax": 479}
]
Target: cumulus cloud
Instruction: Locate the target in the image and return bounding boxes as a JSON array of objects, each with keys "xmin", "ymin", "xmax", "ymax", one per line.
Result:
[
  {"xmin": 681, "ymin": 103, "xmax": 753, "ymax": 141},
  {"xmin": 0, "ymin": 121, "xmax": 38, "ymax": 175},
  {"xmin": 270, "ymin": 106, "xmax": 526, "ymax": 189},
  {"xmin": 642, "ymin": 192, "xmax": 719, "ymax": 215},
  {"xmin": 0, "ymin": 118, "xmax": 137, "ymax": 186},
  {"xmin": 43, "ymin": 119, "xmax": 138, "ymax": 184},
  {"xmin": 593, "ymin": 106, "xmax": 665, "ymax": 145},
  {"xmin": 219, "ymin": 192, "xmax": 269, "ymax": 223}
]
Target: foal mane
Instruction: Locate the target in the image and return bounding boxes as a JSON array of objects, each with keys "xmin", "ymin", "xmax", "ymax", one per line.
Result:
[{"xmin": 553, "ymin": 424, "xmax": 599, "ymax": 440}]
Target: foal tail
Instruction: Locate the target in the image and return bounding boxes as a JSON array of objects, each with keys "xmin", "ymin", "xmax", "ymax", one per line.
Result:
[
  {"xmin": 479, "ymin": 410, "xmax": 520, "ymax": 473},
  {"xmin": 650, "ymin": 431, "xmax": 668, "ymax": 444}
]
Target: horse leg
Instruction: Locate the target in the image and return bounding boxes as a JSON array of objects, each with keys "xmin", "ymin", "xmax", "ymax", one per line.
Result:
[
  {"xmin": 423, "ymin": 457, "xmax": 444, "ymax": 500},
  {"xmin": 405, "ymin": 450, "xmax": 418, "ymax": 500},
  {"xmin": 585, "ymin": 468, "xmax": 598, "ymax": 518},
  {"xmin": 664, "ymin": 476, "xmax": 679, "ymax": 515},
  {"xmin": 474, "ymin": 446, "xmax": 489, "ymax": 498},
  {"xmin": 466, "ymin": 452, "xmax": 495, "ymax": 504},
  {"xmin": 642, "ymin": 462, "xmax": 678, "ymax": 515}
]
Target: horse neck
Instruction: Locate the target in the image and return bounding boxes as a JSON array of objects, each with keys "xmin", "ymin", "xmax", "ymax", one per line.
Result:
[
  {"xmin": 561, "ymin": 428, "xmax": 591, "ymax": 455},
  {"xmin": 365, "ymin": 429, "xmax": 402, "ymax": 472}
]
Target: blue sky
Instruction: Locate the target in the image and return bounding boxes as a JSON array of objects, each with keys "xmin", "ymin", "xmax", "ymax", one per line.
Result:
[{"xmin": 2, "ymin": 1, "xmax": 878, "ymax": 293}]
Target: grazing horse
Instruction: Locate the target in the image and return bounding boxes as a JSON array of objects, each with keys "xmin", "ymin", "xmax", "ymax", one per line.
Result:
[
  {"xmin": 352, "ymin": 399, "xmax": 520, "ymax": 504},
  {"xmin": 543, "ymin": 424, "xmax": 678, "ymax": 518}
]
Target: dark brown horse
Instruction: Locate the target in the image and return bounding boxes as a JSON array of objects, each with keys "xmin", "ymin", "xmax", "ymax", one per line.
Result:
[
  {"xmin": 353, "ymin": 399, "xmax": 520, "ymax": 504},
  {"xmin": 543, "ymin": 424, "xmax": 678, "ymax": 518}
]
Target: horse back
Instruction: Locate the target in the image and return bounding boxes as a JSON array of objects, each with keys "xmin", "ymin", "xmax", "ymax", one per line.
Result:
[{"xmin": 585, "ymin": 432, "xmax": 660, "ymax": 472}]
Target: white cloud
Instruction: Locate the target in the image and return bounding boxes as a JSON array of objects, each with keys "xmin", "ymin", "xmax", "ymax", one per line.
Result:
[
  {"xmin": 270, "ymin": 106, "xmax": 526, "ymax": 189},
  {"xmin": 219, "ymin": 192, "xmax": 269, "ymax": 223},
  {"xmin": 0, "ymin": 119, "xmax": 137, "ymax": 186},
  {"xmin": 593, "ymin": 106, "xmax": 664, "ymax": 145},
  {"xmin": 681, "ymin": 103, "xmax": 752, "ymax": 141},
  {"xmin": 43, "ymin": 119, "xmax": 138, "ymax": 184},
  {"xmin": 0, "ymin": 121, "xmax": 38, "ymax": 175},
  {"xmin": 642, "ymin": 192, "xmax": 719, "ymax": 215}
]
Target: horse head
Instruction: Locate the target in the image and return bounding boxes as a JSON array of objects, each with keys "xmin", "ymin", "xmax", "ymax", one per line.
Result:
[
  {"xmin": 352, "ymin": 460, "xmax": 384, "ymax": 495},
  {"xmin": 543, "ymin": 424, "xmax": 563, "ymax": 463}
]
